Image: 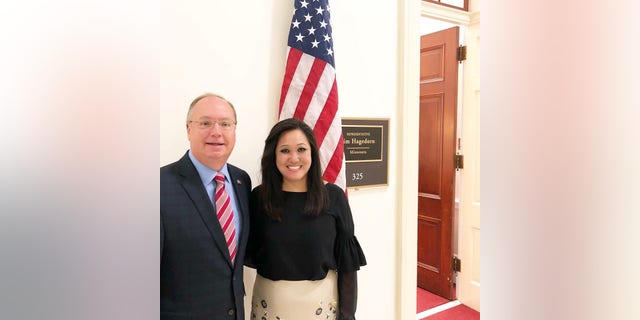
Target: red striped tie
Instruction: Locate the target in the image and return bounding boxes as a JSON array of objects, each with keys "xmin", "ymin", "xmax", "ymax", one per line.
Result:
[{"xmin": 214, "ymin": 173, "xmax": 237, "ymax": 264}]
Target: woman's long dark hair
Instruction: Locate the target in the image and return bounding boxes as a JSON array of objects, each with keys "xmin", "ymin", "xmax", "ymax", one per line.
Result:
[{"xmin": 260, "ymin": 118, "xmax": 328, "ymax": 220}]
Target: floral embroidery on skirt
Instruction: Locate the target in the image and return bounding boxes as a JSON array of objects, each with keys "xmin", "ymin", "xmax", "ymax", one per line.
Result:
[{"xmin": 251, "ymin": 270, "xmax": 338, "ymax": 320}]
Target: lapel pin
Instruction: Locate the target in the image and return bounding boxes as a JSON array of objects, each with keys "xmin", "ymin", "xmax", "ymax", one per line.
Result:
[{"xmin": 236, "ymin": 179, "xmax": 242, "ymax": 185}]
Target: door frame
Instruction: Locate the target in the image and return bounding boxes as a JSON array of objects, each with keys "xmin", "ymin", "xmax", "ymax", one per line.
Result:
[{"xmin": 396, "ymin": 1, "xmax": 479, "ymax": 319}]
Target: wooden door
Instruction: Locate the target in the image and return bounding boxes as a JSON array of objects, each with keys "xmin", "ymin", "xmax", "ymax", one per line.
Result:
[{"xmin": 417, "ymin": 26, "xmax": 459, "ymax": 300}]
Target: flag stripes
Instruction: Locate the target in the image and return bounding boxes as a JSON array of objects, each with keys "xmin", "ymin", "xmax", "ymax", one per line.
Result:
[{"xmin": 279, "ymin": 0, "xmax": 346, "ymax": 191}]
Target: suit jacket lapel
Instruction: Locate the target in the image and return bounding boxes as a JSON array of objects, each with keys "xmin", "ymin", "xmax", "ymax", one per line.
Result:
[{"xmin": 176, "ymin": 154, "xmax": 233, "ymax": 266}]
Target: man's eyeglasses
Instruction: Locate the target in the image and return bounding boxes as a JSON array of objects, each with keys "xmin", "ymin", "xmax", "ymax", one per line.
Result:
[{"xmin": 188, "ymin": 120, "xmax": 236, "ymax": 131}]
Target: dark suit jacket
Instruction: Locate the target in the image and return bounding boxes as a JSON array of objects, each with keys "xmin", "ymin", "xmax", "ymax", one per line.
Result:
[{"xmin": 161, "ymin": 152, "xmax": 251, "ymax": 320}]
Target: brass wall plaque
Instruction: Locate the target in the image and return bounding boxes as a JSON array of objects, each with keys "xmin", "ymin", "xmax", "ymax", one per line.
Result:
[{"xmin": 342, "ymin": 118, "xmax": 389, "ymax": 188}]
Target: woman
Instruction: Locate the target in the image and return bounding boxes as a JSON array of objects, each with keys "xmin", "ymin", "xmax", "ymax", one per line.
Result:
[{"xmin": 245, "ymin": 118, "xmax": 367, "ymax": 320}]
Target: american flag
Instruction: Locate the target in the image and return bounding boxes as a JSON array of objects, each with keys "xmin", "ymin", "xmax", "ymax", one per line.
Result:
[{"xmin": 278, "ymin": 0, "xmax": 346, "ymax": 191}]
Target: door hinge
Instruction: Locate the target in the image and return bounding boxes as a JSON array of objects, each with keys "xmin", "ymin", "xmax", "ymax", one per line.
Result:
[
  {"xmin": 457, "ymin": 45, "xmax": 467, "ymax": 63},
  {"xmin": 455, "ymin": 153, "xmax": 464, "ymax": 171},
  {"xmin": 452, "ymin": 256, "xmax": 461, "ymax": 272}
]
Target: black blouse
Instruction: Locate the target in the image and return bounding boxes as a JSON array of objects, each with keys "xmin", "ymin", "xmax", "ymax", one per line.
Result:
[{"xmin": 245, "ymin": 183, "xmax": 366, "ymax": 281}]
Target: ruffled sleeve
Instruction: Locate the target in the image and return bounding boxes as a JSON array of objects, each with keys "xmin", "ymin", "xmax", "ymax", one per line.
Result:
[{"xmin": 327, "ymin": 184, "xmax": 367, "ymax": 273}]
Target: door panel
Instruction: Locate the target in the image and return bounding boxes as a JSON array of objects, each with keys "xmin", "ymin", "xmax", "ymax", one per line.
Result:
[
  {"xmin": 417, "ymin": 26, "xmax": 459, "ymax": 300},
  {"xmin": 419, "ymin": 94, "xmax": 443, "ymax": 197}
]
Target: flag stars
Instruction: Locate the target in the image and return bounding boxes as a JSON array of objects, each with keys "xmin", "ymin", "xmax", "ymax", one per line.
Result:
[
  {"xmin": 288, "ymin": 0, "xmax": 335, "ymax": 66},
  {"xmin": 307, "ymin": 26, "xmax": 316, "ymax": 35}
]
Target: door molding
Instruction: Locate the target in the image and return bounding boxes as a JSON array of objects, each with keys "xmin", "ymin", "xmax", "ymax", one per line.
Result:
[
  {"xmin": 397, "ymin": 1, "xmax": 479, "ymax": 318},
  {"xmin": 420, "ymin": 1, "xmax": 478, "ymax": 26},
  {"xmin": 396, "ymin": 1, "xmax": 420, "ymax": 319}
]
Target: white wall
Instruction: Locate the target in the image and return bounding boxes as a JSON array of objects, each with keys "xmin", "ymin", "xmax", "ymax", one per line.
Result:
[{"xmin": 160, "ymin": 1, "xmax": 404, "ymax": 319}]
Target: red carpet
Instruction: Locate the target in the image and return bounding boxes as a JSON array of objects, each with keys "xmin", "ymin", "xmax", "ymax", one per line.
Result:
[
  {"xmin": 423, "ymin": 304, "xmax": 479, "ymax": 320},
  {"xmin": 417, "ymin": 287, "xmax": 479, "ymax": 320},
  {"xmin": 417, "ymin": 287, "xmax": 448, "ymax": 312}
]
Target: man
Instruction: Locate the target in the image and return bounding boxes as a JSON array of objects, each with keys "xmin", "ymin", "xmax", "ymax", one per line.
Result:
[{"xmin": 161, "ymin": 93, "xmax": 251, "ymax": 320}]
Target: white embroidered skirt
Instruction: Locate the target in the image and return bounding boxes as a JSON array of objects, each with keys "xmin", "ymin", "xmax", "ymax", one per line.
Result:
[{"xmin": 251, "ymin": 270, "xmax": 338, "ymax": 320}]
